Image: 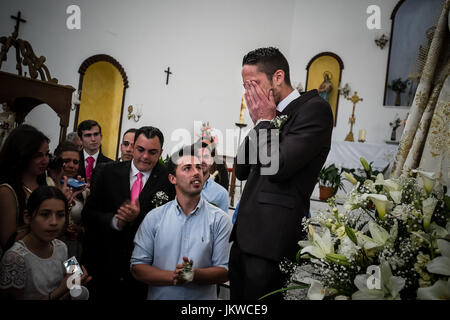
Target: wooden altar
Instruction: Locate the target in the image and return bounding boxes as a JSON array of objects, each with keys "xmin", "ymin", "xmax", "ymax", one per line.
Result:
[{"xmin": 0, "ymin": 11, "xmax": 74, "ymax": 143}]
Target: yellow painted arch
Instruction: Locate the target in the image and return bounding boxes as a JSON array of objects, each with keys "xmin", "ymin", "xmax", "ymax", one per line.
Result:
[
  {"xmin": 78, "ymin": 61, "xmax": 124, "ymax": 159},
  {"xmin": 306, "ymin": 55, "xmax": 342, "ymax": 126}
]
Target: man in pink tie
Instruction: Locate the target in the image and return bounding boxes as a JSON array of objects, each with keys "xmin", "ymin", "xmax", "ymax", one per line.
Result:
[
  {"xmin": 76, "ymin": 120, "xmax": 113, "ymax": 183},
  {"xmin": 81, "ymin": 126, "xmax": 175, "ymax": 301}
]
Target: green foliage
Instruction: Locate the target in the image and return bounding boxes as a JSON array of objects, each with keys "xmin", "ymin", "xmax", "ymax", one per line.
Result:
[
  {"xmin": 318, "ymin": 164, "xmax": 345, "ymax": 195},
  {"xmin": 158, "ymin": 154, "xmax": 170, "ymax": 166}
]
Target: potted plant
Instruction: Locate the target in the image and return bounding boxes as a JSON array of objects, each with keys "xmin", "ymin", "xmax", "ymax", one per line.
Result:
[{"xmin": 317, "ymin": 164, "xmax": 344, "ymax": 201}]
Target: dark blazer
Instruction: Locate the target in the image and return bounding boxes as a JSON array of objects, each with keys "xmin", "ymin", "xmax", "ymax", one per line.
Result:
[
  {"xmin": 77, "ymin": 150, "xmax": 113, "ymax": 180},
  {"xmin": 230, "ymin": 89, "xmax": 333, "ymax": 262},
  {"xmin": 81, "ymin": 160, "xmax": 175, "ymax": 297}
]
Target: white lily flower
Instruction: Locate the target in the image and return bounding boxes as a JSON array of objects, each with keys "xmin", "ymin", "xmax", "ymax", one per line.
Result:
[
  {"xmin": 362, "ymin": 194, "xmax": 392, "ymax": 219},
  {"xmin": 375, "ymin": 173, "xmax": 401, "ymax": 192},
  {"xmin": 427, "ymin": 239, "xmax": 450, "ymax": 276},
  {"xmin": 300, "ymin": 226, "xmax": 334, "ymax": 259},
  {"xmin": 412, "ymin": 169, "xmax": 436, "ymax": 196},
  {"xmin": 306, "ymin": 279, "xmax": 327, "ymax": 300},
  {"xmin": 352, "ymin": 262, "xmax": 405, "ymax": 300},
  {"xmin": 389, "ymin": 191, "xmax": 403, "ymax": 204},
  {"xmin": 422, "ymin": 197, "xmax": 439, "ymax": 230},
  {"xmin": 356, "ymin": 221, "xmax": 396, "ymax": 251},
  {"xmin": 417, "ymin": 278, "xmax": 450, "ymax": 300},
  {"xmin": 429, "ymin": 222, "xmax": 450, "ymax": 240}
]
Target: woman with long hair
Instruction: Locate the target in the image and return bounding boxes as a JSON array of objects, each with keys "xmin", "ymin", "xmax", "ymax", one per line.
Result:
[{"xmin": 0, "ymin": 124, "xmax": 50, "ymax": 257}]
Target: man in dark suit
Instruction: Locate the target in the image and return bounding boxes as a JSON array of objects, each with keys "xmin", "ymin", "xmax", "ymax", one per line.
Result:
[
  {"xmin": 81, "ymin": 126, "xmax": 175, "ymax": 300},
  {"xmin": 76, "ymin": 120, "xmax": 114, "ymax": 183},
  {"xmin": 229, "ymin": 47, "xmax": 333, "ymax": 300}
]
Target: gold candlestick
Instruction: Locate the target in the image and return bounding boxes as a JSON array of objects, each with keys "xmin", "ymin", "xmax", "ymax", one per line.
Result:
[{"xmin": 345, "ymin": 91, "xmax": 363, "ymax": 142}]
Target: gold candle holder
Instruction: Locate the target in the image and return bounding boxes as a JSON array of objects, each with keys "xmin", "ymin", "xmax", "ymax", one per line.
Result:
[{"xmin": 344, "ymin": 91, "xmax": 363, "ymax": 142}]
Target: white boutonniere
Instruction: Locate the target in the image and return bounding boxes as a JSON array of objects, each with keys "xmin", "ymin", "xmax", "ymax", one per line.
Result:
[
  {"xmin": 151, "ymin": 191, "xmax": 169, "ymax": 207},
  {"xmin": 271, "ymin": 115, "xmax": 289, "ymax": 130}
]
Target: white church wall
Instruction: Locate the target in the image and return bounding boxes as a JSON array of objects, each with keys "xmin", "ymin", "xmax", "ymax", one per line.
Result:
[
  {"xmin": 288, "ymin": 0, "xmax": 410, "ymax": 145},
  {"xmin": 24, "ymin": 104, "xmax": 61, "ymax": 153},
  {"xmin": 1, "ymin": 0, "xmax": 412, "ymax": 160}
]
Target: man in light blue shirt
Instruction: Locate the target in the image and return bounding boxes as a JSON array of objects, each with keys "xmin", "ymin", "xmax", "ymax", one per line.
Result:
[
  {"xmin": 131, "ymin": 146, "xmax": 232, "ymax": 300},
  {"xmin": 197, "ymin": 143, "xmax": 229, "ymax": 214}
]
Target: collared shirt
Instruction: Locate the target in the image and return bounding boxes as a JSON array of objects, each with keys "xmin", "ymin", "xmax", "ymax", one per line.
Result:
[
  {"xmin": 129, "ymin": 160, "xmax": 151, "ymax": 189},
  {"xmin": 130, "ymin": 197, "xmax": 232, "ymax": 300},
  {"xmin": 277, "ymin": 88, "xmax": 300, "ymax": 113},
  {"xmin": 111, "ymin": 161, "xmax": 152, "ymax": 231},
  {"xmin": 83, "ymin": 149, "xmax": 99, "ymax": 169},
  {"xmin": 201, "ymin": 176, "xmax": 229, "ymax": 214},
  {"xmin": 254, "ymin": 88, "xmax": 300, "ymax": 126}
]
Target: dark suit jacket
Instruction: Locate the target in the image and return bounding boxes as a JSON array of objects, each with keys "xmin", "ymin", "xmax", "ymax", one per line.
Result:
[
  {"xmin": 77, "ymin": 150, "xmax": 113, "ymax": 181},
  {"xmin": 81, "ymin": 160, "xmax": 175, "ymax": 283},
  {"xmin": 230, "ymin": 89, "xmax": 333, "ymax": 262}
]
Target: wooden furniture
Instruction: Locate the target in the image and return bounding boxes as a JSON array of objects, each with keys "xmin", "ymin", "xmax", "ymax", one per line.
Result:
[{"xmin": 0, "ymin": 11, "xmax": 74, "ymax": 143}]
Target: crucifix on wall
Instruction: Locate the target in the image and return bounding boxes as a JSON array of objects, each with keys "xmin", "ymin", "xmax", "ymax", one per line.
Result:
[{"xmin": 164, "ymin": 67, "xmax": 172, "ymax": 85}]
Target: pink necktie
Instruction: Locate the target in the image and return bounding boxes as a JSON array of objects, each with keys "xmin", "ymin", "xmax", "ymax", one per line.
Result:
[
  {"xmin": 86, "ymin": 156, "xmax": 95, "ymax": 181},
  {"xmin": 131, "ymin": 172, "xmax": 143, "ymax": 203}
]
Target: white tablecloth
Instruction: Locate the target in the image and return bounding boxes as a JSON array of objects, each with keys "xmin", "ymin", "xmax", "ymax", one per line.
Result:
[{"xmin": 324, "ymin": 140, "xmax": 399, "ymax": 172}]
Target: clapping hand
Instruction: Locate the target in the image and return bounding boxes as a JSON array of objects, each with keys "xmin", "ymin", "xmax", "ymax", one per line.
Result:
[
  {"xmin": 244, "ymin": 80, "xmax": 276, "ymax": 124},
  {"xmin": 115, "ymin": 198, "xmax": 140, "ymax": 228}
]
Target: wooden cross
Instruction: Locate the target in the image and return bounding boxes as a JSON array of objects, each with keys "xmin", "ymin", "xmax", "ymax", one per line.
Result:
[
  {"xmin": 164, "ymin": 67, "xmax": 172, "ymax": 85},
  {"xmin": 11, "ymin": 11, "xmax": 27, "ymax": 38}
]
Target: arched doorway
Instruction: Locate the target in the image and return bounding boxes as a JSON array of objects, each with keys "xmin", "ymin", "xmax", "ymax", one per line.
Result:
[
  {"xmin": 75, "ymin": 55, "xmax": 128, "ymax": 160},
  {"xmin": 305, "ymin": 52, "xmax": 344, "ymax": 126}
]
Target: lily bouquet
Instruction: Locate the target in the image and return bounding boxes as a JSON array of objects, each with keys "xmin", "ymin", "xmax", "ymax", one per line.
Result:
[{"xmin": 275, "ymin": 159, "xmax": 450, "ymax": 300}]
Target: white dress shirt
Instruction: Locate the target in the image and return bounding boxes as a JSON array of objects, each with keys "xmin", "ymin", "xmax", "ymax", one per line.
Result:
[
  {"xmin": 111, "ymin": 160, "xmax": 152, "ymax": 230},
  {"xmin": 83, "ymin": 149, "xmax": 99, "ymax": 168}
]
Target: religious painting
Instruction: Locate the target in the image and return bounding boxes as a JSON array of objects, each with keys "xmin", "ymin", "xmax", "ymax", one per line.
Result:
[
  {"xmin": 75, "ymin": 55, "xmax": 128, "ymax": 160},
  {"xmin": 383, "ymin": 0, "xmax": 444, "ymax": 106},
  {"xmin": 305, "ymin": 52, "xmax": 344, "ymax": 126}
]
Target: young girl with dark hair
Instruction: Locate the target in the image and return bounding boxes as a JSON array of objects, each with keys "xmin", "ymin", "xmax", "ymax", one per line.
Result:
[{"xmin": 0, "ymin": 186, "xmax": 91, "ymax": 299}]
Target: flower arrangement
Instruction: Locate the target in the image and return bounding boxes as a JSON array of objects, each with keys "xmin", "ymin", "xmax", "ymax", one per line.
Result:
[
  {"xmin": 272, "ymin": 158, "xmax": 449, "ymax": 300},
  {"xmin": 151, "ymin": 191, "xmax": 169, "ymax": 207}
]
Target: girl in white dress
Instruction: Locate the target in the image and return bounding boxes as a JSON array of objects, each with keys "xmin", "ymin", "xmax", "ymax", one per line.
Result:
[{"xmin": 0, "ymin": 186, "xmax": 91, "ymax": 300}]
